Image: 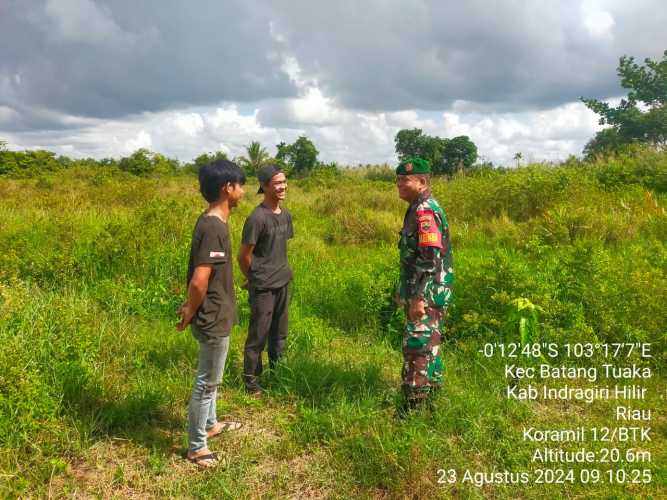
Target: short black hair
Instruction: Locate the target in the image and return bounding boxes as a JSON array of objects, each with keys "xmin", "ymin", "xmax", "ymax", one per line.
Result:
[{"xmin": 198, "ymin": 159, "xmax": 246, "ymax": 202}]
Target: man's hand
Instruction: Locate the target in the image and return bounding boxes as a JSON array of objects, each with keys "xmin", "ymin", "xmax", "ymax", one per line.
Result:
[
  {"xmin": 176, "ymin": 303, "xmax": 195, "ymax": 331},
  {"xmin": 238, "ymin": 244, "xmax": 254, "ymax": 279},
  {"xmin": 178, "ymin": 265, "xmax": 211, "ymax": 331},
  {"xmin": 408, "ymin": 297, "xmax": 426, "ymax": 321}
]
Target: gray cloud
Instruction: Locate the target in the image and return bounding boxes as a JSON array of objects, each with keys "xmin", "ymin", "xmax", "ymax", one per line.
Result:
[
  {"xmin": 268, "ymin": 0, "xmax": 667, "ymax": 111},
  {"xmin": 2, "ymin": 0, "xmax": 666, "ymax": 128},
  {"xmin": 0, "ymin": 0, "xmax": 297, "ymax": 125}
]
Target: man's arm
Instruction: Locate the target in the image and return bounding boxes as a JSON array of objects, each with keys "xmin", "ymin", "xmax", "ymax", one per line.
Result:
[
  {"xmin": 407, "ymin": 205, "xmax": 444, "ymax": 320},
  {"xmin": 406, "ymin": 246, "xmax": 439, "ymax": 320},
  {"xmin": 238, "ymin": 244, "xmax": 255, "ymax": 279},
  {"xmin": 239, "ymin": 213, "xmax": 260, "ymax": 282},
  {"xmin": 176, "ymin": 265, "xmax": 212, "ymax": 331}
]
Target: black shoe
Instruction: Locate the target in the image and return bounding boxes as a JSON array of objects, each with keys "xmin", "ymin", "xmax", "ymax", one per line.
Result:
[
  {"xmin": 396, "ymin": 394, "xmax": 425, "ymax": 418},
  {"xmin": 245, "ymin": 384, "xmax": 264, "ymax": 398}
]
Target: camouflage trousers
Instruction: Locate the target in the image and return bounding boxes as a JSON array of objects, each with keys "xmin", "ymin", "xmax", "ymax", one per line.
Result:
[{"xmin": 402, "ymin": 306, "xmax": 446, "ymax": 399}]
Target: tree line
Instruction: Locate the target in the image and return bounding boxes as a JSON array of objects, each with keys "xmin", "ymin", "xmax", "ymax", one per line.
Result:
[{"xmin": 0, "ymin": 131, "xmax": 479, "ymax": 178}]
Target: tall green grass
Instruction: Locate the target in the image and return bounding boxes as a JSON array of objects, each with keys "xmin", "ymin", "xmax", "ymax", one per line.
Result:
[{"xmin": 0, "ymin": 152, "xmax": 665, "ymax": 497}]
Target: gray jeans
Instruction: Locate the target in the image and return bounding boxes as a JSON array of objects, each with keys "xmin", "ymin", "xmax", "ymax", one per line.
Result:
[{"xmin": 188, "ymin": 326, "xmax": 230, "ymax": 452}]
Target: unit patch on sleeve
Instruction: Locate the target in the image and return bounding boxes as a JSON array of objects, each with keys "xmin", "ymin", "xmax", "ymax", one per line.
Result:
[{"xmin": 416, "ymin": 209, "xmax": 442, "ymax": 248}]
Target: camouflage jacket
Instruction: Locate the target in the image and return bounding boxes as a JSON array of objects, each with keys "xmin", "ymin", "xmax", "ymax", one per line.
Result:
[{"xmin": 398, "ymin": 190, "xmax": 453, "ymax": 308}]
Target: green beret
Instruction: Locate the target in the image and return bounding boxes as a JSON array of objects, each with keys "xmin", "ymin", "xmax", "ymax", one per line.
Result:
[{"xmin": 396, "ymin": 157, "xmax": 431, "ymax": 176}]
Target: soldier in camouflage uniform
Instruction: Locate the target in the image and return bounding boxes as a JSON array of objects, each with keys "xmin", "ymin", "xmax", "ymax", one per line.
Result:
[{"xmin": 396, "ymin": 157, "xmax": 453, "ymax": 410}]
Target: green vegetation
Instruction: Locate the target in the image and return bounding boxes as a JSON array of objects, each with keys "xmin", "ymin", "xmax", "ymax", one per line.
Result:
[
  {"xmin": 0, "ymin": 147, "xmax": 665, "ymax": 498},
  {"xmin": 119, "ymin": 148, "xmax": 180, "ymax": 176},
  {"xmin": 582, "ymin": 50, "xmax": 667, "ymax": 159},
  {"xmin": 237, "ymin": 141, "xmax": 273, "ymax": 177},
  {"xmin": 276, "ymin": 136, "xmax": 320, "ymax": 176},
  {"xmin": 184, "ymin": 151, "xmax": 230, "ymax": 176},
  {"xmin": 395, "ymin": 128, "xmax": 478, "ymax": 175}
]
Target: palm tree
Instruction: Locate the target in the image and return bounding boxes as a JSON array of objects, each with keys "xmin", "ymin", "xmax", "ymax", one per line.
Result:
[
  {"xmin": 238, "ymin": 141, "xmax": 271, "ymax": 176},
  {"xmin": 513, "ymin": 152, "xmax": 523, "ymax": 168}
]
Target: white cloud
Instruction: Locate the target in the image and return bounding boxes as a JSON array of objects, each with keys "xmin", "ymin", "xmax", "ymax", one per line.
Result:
[
  {"xmin": 582, "ymin": 1, "xmax": 615, "ymax": 39},
  {"xmin": 0, "ymin": 95, "xmax": 606, "ymax": 167},
  {"xmin": 291, "ymin": 88, "xmax": 340, "ymax": 125},
  {"xmin": 173, "ymin": 113, "xmax": 205, "ymax": 137},
  {"xmin": 124, "ymin": 130, "xmax": 152, "ymax": 153},
  {"xmin": 437, "ymin": 102, "xmax": 603, "ymax": 164},
  {"xmin": 218, "ymin": 143, "xmax": 231, "ymax": 155}
]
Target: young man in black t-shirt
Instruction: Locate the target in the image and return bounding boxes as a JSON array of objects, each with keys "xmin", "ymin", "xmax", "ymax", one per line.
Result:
[
  {"xmin": 238, "ymin": 165, "xmax": 293, "ymax": 395},
  {"xmin": 177, "ymin": 159, "xmax": 245, "ymax": 468}
]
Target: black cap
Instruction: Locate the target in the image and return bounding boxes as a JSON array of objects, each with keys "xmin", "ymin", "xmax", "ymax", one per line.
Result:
[{"xmin": 257, "ymin": 164, "xmax": 282, "ymax": 194}]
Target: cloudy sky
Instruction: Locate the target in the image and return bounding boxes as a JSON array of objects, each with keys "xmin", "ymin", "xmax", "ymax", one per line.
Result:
[{"xmin": 1, "ymin": 0, "xmax": 666, "ymax": 166}]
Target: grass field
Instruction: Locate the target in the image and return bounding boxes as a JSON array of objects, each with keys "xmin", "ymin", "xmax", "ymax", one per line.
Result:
[{"xmin": 0, "ymin": 152, "xmax": 665, "ymax": 498}]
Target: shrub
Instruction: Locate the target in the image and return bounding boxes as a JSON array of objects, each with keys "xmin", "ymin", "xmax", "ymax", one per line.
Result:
[
  {"xmin": 364, "ymin": 164, "xmax": 395, "ymax": 182},
  {"xmin": 592, "ymin": 146, "xmax": 667, "ymax": 193},
  {"xmin": 119, "ymin": 149, "xmax": 178, "ymax": 176},
  {"xmin": 0, "ymin": 149, "xmax": 63, "ymax": 177}
]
